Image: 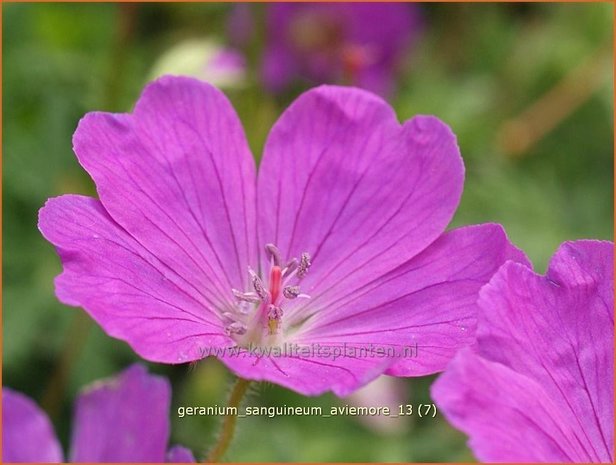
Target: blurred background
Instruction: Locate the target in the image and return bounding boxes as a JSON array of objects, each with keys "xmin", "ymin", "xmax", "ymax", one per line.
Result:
[{"xmin": 3, "ymin": 2, "xmax": 613, "ymax": 462}]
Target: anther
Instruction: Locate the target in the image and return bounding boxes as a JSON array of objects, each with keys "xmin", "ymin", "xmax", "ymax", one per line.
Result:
[
  {"xmin": 267, "ymin": 305, "xmax": 283, "ymax": 335},
  {"xmin": 265, "ymin": 243, "xmax": 282, "ymax": 266},
  {"xmin": 268, "ymin": 304, "xmax": 283, "ymax": 320},
  {"xmin": 283, "ymin": 286, "xmax": 301, "ymax": 299},
  {"xmin": 297, "ymin": 252, "xmax": 311, "ymax": 278}
]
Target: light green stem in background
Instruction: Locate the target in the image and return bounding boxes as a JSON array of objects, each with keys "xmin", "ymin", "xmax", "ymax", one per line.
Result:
[{"xmin": 206, "ymin": 377, "xmax": 251, "ymax": 463}]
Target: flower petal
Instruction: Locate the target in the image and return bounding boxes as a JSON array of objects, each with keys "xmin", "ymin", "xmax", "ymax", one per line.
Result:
[
  {"xmin": 2, "ymin": 388, "xmax": 63, "ymax": 463},
  {"xmin": 221, "ymin": 350, "xmax": 390, "ymax": 397},
  {"xmin": 221, "ymin": 225, "xmax": 526, "ymax": 395},
  {"xmin": 293, "ymin": 224, "xmax": 528, "ymax": 376},
  {"xmin": 433, "ymin": 240, "xmax": 614, "ymax": 462},
  {"xmin": 71, "ymin": 75, "xmax": 257, "ymax": 313},
  {"xmin": 39, "ymin": 195, "xmax": 231, "ymax": 363},
  {"xmin": 70, "ymin": 364, "xmax": 172, "ymax": 462},
  {"xmin": 258, "ymin": 86, "xmax": 464, "ymax": 324},
  {"xmin": 432, "ymin": 349, "xmax": 590, "ymax": 462},
  {"xmin": 166, "ymin": 445, "xmax": 195, "ymax": 462}
]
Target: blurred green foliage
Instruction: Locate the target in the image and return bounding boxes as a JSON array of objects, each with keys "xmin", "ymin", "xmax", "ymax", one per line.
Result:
[{"xmin": 3, "ymin": 2, "xmax": 613, "ymax": 462}]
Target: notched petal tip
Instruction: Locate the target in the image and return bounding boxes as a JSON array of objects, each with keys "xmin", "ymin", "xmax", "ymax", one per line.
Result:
[
  {"xmin": 309, "ymin": 82, "xmax": 392, "ymax": 104},
  {"xmin": 462, "ymin": 222, "xmax": 532, "ymax": 270},
  {"xmin": 144, "ymin": 73, "xmax": 219, "ymax": 92},
  {"xmin": 547, "ymin": 239, "xmax": 614, "ymax": 289},
  {"xmin": 37, "ymin": 196, "xmax": 59, "ymax": 237},
  {"xmin": 134, "ymin": 74, "xmax": 238, "ymax": 117},
  {"xmin": 399, "ymin": 114, "xmax": 465, "ymax": 216},
  {"xmin": 272, "ymin": 83, "xmax": 398, "ymax": 135},
  {"xmin": 403, "ymin": 115, "xmax": 462, "ymax": 161}
]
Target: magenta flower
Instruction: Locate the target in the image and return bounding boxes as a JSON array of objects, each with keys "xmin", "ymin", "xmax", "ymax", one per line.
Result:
[
  {"xmin": 2, "ymin": 364, "xmax": 194, "ymax": 462},
  {"xmin": 432, "ymin": 241, "xmax": 614, "ymax": 463},
  {"xmin": 39, "ymin": 76, "xmax": 526, "ymax": 396},
  {"xmin": 260, "ymin": 2, "xmax": 423, "ymax": 95}
]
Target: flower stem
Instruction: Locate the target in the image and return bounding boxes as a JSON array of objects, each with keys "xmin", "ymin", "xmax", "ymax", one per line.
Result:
[
  {"xmin": 496, "ymin": 40, "xmax": 611, "ymax": 158},
  {"xmin": 206, "ymin": 377, "xmax": 251, "ymax": 462}
]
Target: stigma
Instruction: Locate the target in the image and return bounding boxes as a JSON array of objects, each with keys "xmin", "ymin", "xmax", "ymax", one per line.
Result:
[{"xmin": 226, "ymin": 244, "xmax": 311, "ymax": 344}]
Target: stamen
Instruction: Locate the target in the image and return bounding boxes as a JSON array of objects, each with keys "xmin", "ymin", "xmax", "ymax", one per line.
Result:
[
  {"xmin": 282, "ymin": 258, "xmax": 298, "ymax": 277},
  {"xmin": 283, "ymin": 285, "xmax": 301, "ymax": 299},
  {"xmin": 236, "ymin": 301, "xmax": 251, "ymax": 315},
  {"xmin": 232, "ymin": 289, "xmax": 261, "ymax": 303},
  {"xmin": 265, "ymin": 243, "xmax": 282, "ymax": 266},
  {"xmin": 297, "ymin": 252, "xmax": 311, "ymax": 278},
  {"xmin": 249, "ymin": 269, "xmax": 268, "ymax": 300},
  {"xmin": 229, "ymin": 245, "xmax": 314, "ymax": 341}
]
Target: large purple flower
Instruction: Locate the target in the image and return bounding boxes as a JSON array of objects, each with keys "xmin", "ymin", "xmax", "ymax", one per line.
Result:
[
  {"xmin": 2, "ymin": 364, "xmax": 194, "ymax": 462},
  {"xmin": 260, "ymin": 3, "xmax": 423, "ymax": 95},
  {"xmin": 432, "ymin": 241, "xmax": 614, "ymax": 463},
  {"xmin": 39, "ymin": 76, "xmax": 527, "ymax": 396}
]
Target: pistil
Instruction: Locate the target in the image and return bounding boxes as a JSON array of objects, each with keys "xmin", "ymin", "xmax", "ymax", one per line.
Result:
[{"xmin": 269, "ymin": 266, "xmax": 282, "ymax": 304}]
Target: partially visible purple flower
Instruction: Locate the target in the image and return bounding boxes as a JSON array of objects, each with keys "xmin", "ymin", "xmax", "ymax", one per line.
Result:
[
  {"xmin": 39, "ymin": 76, "xmax": 527, "ymax": 397},
  {"xmin": 204, "ymin": 48, "xmax": 246, "ymax": 83},
  {"xmin": 432, "ymin": 240, "xmax": 614, "ymax": 463},
  {"xmin": 2, "ymin": 390, "xmax": 62, "ymax": 462},
  {"xmin": 258, "ymin": 3, "xmax": 423, "ymax": 95},
  {"xmin": 2, "ymin": 365, "xmax": 194, "ymax": 463},
  {"xmin": 150, "ymin": 39, "xmax": 246, "ymax": 88}
]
